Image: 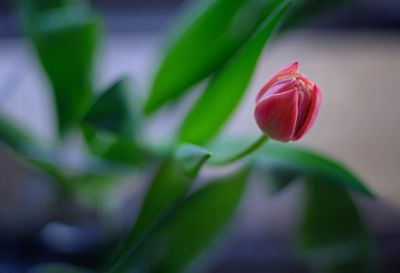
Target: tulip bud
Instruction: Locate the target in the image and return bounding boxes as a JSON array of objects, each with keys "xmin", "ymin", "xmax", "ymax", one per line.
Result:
[{"xmin": 254, "ymin": 62, "xmax": 321, "ymax": 142}]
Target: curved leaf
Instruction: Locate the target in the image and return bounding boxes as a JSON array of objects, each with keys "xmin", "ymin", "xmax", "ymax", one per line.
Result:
[
  {"xmin": 18, "ymin": 0, "xmax": 84, "ymax": 35},
  {"xmin": 144, "ymin": 0, "xmax": 287, "ymax": 114},
  {"xmin": 83, "ymin": 77, "xmax": 139, "ymax": 138},
  {"xmin": 20, "ymin": 1, "xmax": 101, "ymax": 134},
  {"xmin": 109, "ymin": 157, "xmax": 194, "ymax": 266},
  {"xmin": 178, "ymin": 1, "xmax": 291, "ymax": 145},
  {"xmin": 0, "ymin": 114, "xmax": 130, "ymax": 188},
  {"xmin": 174, "ymin": 143, "xmax": 212, "ymax": 177},
  {"xmin": 297, "ymin": 178, "xmax": 377, "ymax": 273},
  {"xmin": 82, "ymin": 126, "xmax": 150, "ymax": 167},
  {"xmin": 110, "ymin": 144, "xmax": 210, "ymax": 264},
  {"xmin": 256, "ymin": 166, "xmax": 299, "ymax": 195},
  {"xmin": 82, "ymin": 77, "xmax": 148, "ymax": 167},
  {"xmin": 0, "ymin": 114, "xmax": 33, "ymax": 151},
  {"xmin": 256, "ymin": 142, "xmax": 374, "ymax": 197},
  {"xmin": 110, "ymin": 167, "xmax": 250, "ymax": 273}
]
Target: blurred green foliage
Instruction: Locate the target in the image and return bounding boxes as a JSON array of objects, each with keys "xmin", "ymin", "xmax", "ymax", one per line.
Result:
[
  {"xmin": 20, "ymin": 0, "xmax": 101, "ymax": 134},
  {"xmin": 0, "ymin": 0, "xmax": 377, "ymax": 272},
  {"xmin": 110, "ymin": 157, "xmax": 194, "ymax": 266},
  {"xmin": 297, "ymin": 178, "xmax": 377, "ymax": 273},
  {"xmin": 144, "ymin": 0, "xmax": 287, "ymax": 114},
  {"xmin": 255, "ymin": 142, "xmax": 373, "ymax": 196},
  {"xmin": 83, "ymin": 77, "xmax": 139, "ymax": 138},
  {"xmin": 110, "ymin": 166, "xmax": 250, "ymax": 273},
  {"xmin": 82, "ymin": 77, "xmax": 148, "ymax": 167},
  {"xmin": 178, "ymin": 1, "xmax": 290, "ymax": 145}
]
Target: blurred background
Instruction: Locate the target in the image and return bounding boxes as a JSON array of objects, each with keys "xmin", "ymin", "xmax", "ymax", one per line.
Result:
[{"xmin": 0, "ymin": 0, "xmax": 400, "ymax": 272}]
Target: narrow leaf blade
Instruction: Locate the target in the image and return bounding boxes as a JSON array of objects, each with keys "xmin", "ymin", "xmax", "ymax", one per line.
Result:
[
  {"xmin": 297, "ymin": 178, "xmax": 377, "ymax": 273},
  {"xmin": 174, "ymin": 143, "xmax": 212, "ymax": 177},
  {"xmin": 21, "ymin": 2, "xmax": 101, "ymax": 134},
  {"xmin": 0, "ymin": 114, "xmax": 129, "ymax": 187},
  {"xmin": 144, "ymin": 0, "xmax": 286, "ymax": 114},
  {"xmin": 83, "ymin": 77, "xmax": 139, "ymax": 138},
  {"xmin": 0, "ymin": 114, "xmax": 33, "ymax": 151},
  {"xmin": 109, "ymin": 157, "xmax": 194, "ymax": 266},
  {"xmin": 256, "ymin": 142, "xmax": 374, "ymax": 197},
  {"xmin": 178, "ymin": 1, "xmax": 291, "ymax": 145},
  {"xmin": 111, "ymin": 167, "xmax": 250, "ymax": 273}
]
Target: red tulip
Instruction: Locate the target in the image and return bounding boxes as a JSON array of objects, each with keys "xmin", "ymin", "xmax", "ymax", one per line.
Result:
[{"xmin": 254, "ymin": 62, "xmax": 321, "ymax": 142}]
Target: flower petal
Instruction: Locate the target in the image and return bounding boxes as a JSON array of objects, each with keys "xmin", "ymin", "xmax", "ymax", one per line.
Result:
[
  {"xmin": 255, "ymin": 89, "xmax": 298, "ymax": 142},
  {"xmin": 256, "ymin": 61, "xmax": 299, "ymax": 102},
  {"xmin": 292, "ymin": 84, "xmax": 322, "ymax": 140},
  {"xmin": 259, "ymin": 78, "xmax": 297, "ymax": 100},
  {"xmin": 276, "ymin": 61, "xmax": 299, "ymax": 78}
]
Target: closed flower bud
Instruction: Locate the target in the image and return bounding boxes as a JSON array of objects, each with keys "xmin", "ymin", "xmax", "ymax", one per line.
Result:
[{"xmin": 254, "ymin": 62, "xmax": 322, "ymax": 142}]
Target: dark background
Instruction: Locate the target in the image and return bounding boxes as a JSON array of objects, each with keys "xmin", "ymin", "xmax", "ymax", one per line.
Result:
[{"xmin": 0, "ymin": 0, "xmax": 400, "ymax": 37}]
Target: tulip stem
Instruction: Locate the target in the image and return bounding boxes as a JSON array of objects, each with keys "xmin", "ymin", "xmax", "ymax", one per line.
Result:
[{"xmin": 209, "ymin": 135, "xmax": 269, "ymax": 166}]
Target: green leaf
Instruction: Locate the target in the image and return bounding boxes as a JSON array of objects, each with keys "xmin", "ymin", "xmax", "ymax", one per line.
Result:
[
  {"xmin": 109, "ymin": 157, "xmax": 194, "ymax": 266},
  {"xmin": 256, "ymin": 166, "xmax": 299, "ymax": 195},
  {"xmin": 110, "ymin": 167, "xmax": 250, "ymax": 273},
  {"xmin": 174, "ymin": 143, "xmax": 212, "ymax": 177},
  {"xmin": 0, "ymin": 114, "xmax": 33, "ymax": 151},
  {"xmin": 255, "ymin": 142, "xmax": 374, "ymax": 197},
  {"xmin": 208, "ymin": 135, "xmax": 268, "ymax": 166},
  {"xmin": 297, "ymin": 178, "xmax": 377, "ymax": 273},
  {"xmin": 178, "ymin": 1, "xmax": 291, "ymax": 145},
  {"xmin": 84, "ymin": 77, "xmax": 139, "ymax": 138},
  {"xmin": 0, "ymin": 114, "xmax": 130, "ymax": 199},
  {"xmin": 18, "ymin": 0, "xmax": 84, "ymax": 33},
  {"xmin": 101, "ymin": 137, "xmax": 149, "ymax": 166},
  {"xmin": 23, "ymin": 142, "xmax": 132, "ymax": 183},
  {"xmin": 82, "ymin": 77, "xmax": 148, "ymax": 167},
  {"xmin": 144, "ymin": 0, "xmax": 288, "ymax": 114},
  {"xmin": 27, "ymin": 263, "xmax": 93, "ymax": 273},
  {"xmin": 0, "ymin": 114, "xmax": 129, "ymax": 184},
  {"xmin": 22, "ymin": 2, "xmax": 101, "ymax": 135},
  {"xmin": 0, "ymin": 114, "xmax": 68, "ymax": 183},
  {"xmin": 82, "ymin": 126, "xmax": 149, "ymax": 167}
]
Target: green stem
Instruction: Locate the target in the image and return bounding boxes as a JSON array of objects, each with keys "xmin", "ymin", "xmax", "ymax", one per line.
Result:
[{"xmin": 209, "ymin": 135, "xmax": 269, "ymax": 166}]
